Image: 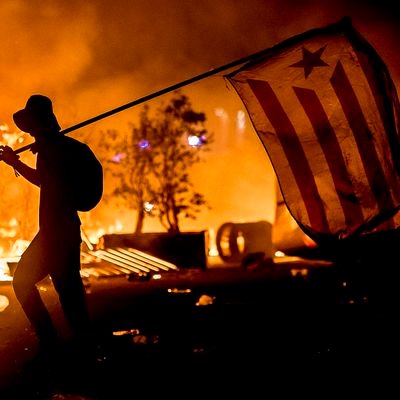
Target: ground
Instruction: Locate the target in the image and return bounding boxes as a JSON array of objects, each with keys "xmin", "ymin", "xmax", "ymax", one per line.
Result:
[{"xmin": 0, "ymin": 257, "xmax": 399, "ymax": 399}]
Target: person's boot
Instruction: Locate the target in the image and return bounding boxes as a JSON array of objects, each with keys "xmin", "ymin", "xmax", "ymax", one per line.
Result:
[{"xmin": 23, "ymin": 331, "xmax": 63, "ymax": 374}]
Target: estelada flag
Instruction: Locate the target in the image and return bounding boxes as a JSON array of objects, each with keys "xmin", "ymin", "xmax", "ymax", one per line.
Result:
[{"xmin": 226, "ymin": 17, "xmax": 400, "ymax": 243}]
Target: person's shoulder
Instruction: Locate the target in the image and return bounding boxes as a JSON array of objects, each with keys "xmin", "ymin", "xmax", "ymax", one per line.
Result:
[
  {"xmin": 62, "ymin": 135, "xmax": 83, "ymax": 145},
  {"xmin": 62, "ymin": 136, "xmax": 90, "ymax": 151}
]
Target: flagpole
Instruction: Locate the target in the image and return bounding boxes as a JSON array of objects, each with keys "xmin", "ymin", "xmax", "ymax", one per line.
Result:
[{"xmin": 14, "ymin": 47, "xmax": 270, "ymax": 155}]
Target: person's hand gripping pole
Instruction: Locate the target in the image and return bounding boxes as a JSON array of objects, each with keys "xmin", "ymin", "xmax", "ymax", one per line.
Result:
[{"xmin": 0, "ymin": 145, "xmax": 21, "ymax": 176}]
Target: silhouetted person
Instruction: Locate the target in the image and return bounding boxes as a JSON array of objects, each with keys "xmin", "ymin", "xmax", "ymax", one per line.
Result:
[{"xmin": 0, "ymin": 95, "xmax": 93, "ymax": 367}]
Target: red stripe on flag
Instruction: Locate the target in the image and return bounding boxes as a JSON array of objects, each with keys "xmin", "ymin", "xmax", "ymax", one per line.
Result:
[
  {"xmin": 247, "ymin": 78, "xmax": 330, "ymax": 233},
  {"xmin": 330, "ymin": 61, "xmax": 396, "ymax": 217},
  {"xmin": 293, "ymin": 86, "xmax": 365, "ymax": 228},
  {"xmin": 354, "ymin": 46, "xmax": 400, "ymax": 177}
]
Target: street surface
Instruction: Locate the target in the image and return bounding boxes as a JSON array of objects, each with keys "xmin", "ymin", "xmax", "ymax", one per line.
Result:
[{"xmin": 0, "ymin": 257, "xmax": 398, "ymax": 398}]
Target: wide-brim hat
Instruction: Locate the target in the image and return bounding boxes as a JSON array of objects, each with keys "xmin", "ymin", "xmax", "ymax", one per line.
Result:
[{"xmin": 13, "ymin": 94, "xmax": 61, "ymax": 133}]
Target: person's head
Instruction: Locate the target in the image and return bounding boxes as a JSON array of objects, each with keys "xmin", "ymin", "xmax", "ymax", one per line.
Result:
[{"xmin": 13, "ymin": 94, "xmax": 61, "ymax": 138}]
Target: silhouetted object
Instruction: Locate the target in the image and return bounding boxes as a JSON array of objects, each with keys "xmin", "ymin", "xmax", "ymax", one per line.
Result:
[
  {"xmin": 67, "ymin": 138, "xmax": 103, "ymax": 212},
  {"xmin": 0, "ymin": 94, "xmax": 99, "ymax": 365},
  {"xmin": 241, "ymin": 251, "xmax": 268, "ymax": 270},
  {"xmin": 216, "ymin": 221, "xmax": 273, "ymax": 263}
]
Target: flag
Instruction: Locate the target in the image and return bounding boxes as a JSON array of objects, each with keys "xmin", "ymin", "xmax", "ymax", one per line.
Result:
[{"xmin": 226, "ymin": 17, "xmax": 400, "ymax": 243}]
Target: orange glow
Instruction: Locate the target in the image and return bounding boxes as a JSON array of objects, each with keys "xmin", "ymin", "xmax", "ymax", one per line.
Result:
[
  {"xmin": 207, "ymin": 228, "xmax": 219, "ymax": 256},
  {"xmin": 196, "ymin": 294, "xmax": 215, "ymax": 306},
  {"xmin": 1, "ymin": 2, "xmax": 398, "ymax": 281},
  {"xmin": 0, "ymin": 259, "xmax": 11, "ymax": 281},
  {"xmin": 0, "ymin": 295, "xmax": 9, "ymax": 312},
  {"xmin": 112, "ymin": 329, "xmax": 140, "ymax": 336},
  {"xmin": 303, "ymin": 235, "xmax": 318, "ymax": 248},
  {"xmin": 168, "ymin": 288, "xmax": 192, "ymax": 293},
  {"xmin": 290, "ymin": 268, "xmax": 308, "ymax": 277}
]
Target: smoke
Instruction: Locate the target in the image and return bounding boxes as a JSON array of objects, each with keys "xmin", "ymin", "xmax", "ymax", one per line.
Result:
[{"xmin": 0, "ymin": 0, "xmax": 398, "ymax": 127}]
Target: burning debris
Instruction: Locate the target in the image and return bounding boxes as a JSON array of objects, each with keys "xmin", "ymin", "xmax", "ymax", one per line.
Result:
[
  {"xmin": 0, "ymin": 121, "xmax": 162, "ymax": 281},
  {"xmin": 0, "ymin": 294, "xmax": 9, "ymax": 312}
]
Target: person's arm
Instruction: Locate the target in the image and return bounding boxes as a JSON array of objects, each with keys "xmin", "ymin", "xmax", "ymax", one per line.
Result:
[
  {"xmin": 0, "ymin": 145, "xmax": 40, "ymax": 186},
  {"xmin": 12, "ymin": 159, "xmax": 40, "ymax": 186}
]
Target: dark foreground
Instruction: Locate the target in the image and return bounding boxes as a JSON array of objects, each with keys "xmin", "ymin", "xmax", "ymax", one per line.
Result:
[{"xmin": 1, "ymin": 256, "xmax": 399, "ymax": 399}]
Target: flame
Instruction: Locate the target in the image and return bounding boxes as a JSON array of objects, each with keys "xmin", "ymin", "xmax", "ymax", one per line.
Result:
[
  {"xmin": 11, "ymin": 239, "xmax": 30, "ymax": 256},
  {"xmin": 0, "ymin": 295, "xmax": 9, "ymax": 312},
  {"xmin": 0, "ymin": 217, "xmax": 130, "ymax": 282},
  {"xmin": 0, "ymin": 127, "xmax": 27, "ymax": 147},
  {"xmin": 0, "ymin": 218, "xmax": 18, "ymax": 239},
  {"xmin": 0, "ymin": 239, "xmax": 29, "ymax": 281},
  {"xmin": 207, "ymin": 228, "xmax": 219, "ymax": 257},
  {"xmin": 84, "ymin": 220, "xmax": 125, "ymax": 245},
  {"xmin": 0, "ymin": 259, "xmax": 11, "ymax": 281}
]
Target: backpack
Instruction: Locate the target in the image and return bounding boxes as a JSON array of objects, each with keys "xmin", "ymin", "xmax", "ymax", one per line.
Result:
[{"xmin": 66, "ymin": 138, "xmax": 104, "ymax": 212}]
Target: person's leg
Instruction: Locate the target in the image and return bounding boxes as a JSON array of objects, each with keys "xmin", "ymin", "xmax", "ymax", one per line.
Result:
[
  {"xmin": 50, "ymin": 239, "xmax": 92, "ymax": 351},
  {"xmin": 12, "ymin": 233, "xmax": 59, "ymax": 346},
  {"xmin": 52, "ymin": 268, "xmax": 91, "ymax": 341}
]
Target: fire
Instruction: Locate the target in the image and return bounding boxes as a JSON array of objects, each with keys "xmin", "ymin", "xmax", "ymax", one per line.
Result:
[
  {"xmin": 11, "ymin": 239, "xmax": 30, "ymax": 256},
  {"xmin": 207, "ymin": 228, "xmax": 218, "ymax": 257},
  {"xmin": 0, "ymin": 259, "xmax": 11, "ymax": 281},
  {"xmin": 0, "ymin": 239, "xmax": 29, "ymax": 281},
  {"xmin": 0, "ymin": 128, "xmax": 142, "ymax": 281},
  {"xmin": 0, "ymin": 220, "xmax": 127, "ymax": 281},
  {"xmin": 0, "ymin": 125, "xmax": 27, "ymax": 147},
  {"xmin": 0, "ymin": 125, "xmax": 31, "ymax": 280},
  {"xmin": 84, "ymin": 220, "xmax": 124, "ymax": 245},
  {"xmin": 0, "ymin": 218, "xmax": 18, "ymax": 238}
]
